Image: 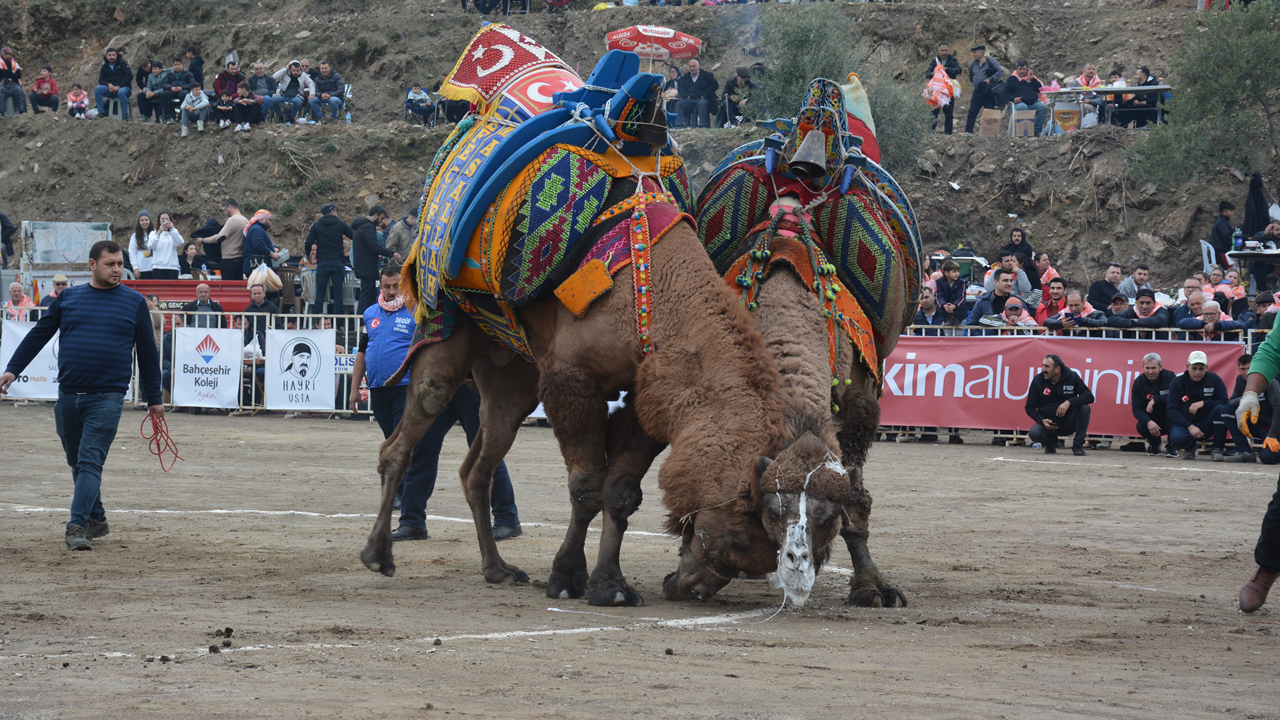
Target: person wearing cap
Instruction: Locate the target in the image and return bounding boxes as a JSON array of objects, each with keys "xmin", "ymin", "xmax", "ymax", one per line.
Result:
[
  {"xmin": 964, "ymin": 45, "xmax": 1004, "ymax": 134},
  {"xmin": 351, "ymin": 205, "xmax": 399, "ymax": 316},
  {"xmin": 1169, "ymin": 350, "xmax": 1228, "ymax": 461},
  {"xmin": 303, "ymin": 203, "xmax": 355, "ymax": 314},
  {"xmin": 718, "ymin": 67, "xmax": 754, "ymax": 129},
  {"xmin": 997, "ymin": 296, "xmax": 1036, "ymax": 329},
  {"xmin": 1025, "ymin": 354, "xmax": 1093, "ymax": 456},
  {"xmin": 1232, "ymin": 308, "xmax": 1280, "ymax": 611},
  {"xmin": 1110, "ymin": 288, "xmax": 1171, "ymax": 339},
  {"xmin": 39, "ymin": 274, "xmax": 70, "ymax": 308},
  {"xmin": 1132, "ymin": 352, "xmax": 1177, "ymax": 457},
  {"xmin": 1209, "ymin": 201, "xmax": 1236, "ymax": 265}
]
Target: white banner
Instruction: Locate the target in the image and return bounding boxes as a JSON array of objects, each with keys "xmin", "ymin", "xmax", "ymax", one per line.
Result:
[
  {"xmin": 264, "ymin": 328, "xmax": 335, "ymax": 410},
  {"xmin": 172, "ymin": 327, "xmax": 243, "ymax": 409},
  {"xmin": 0, "ymin": 319, "xmax": 59, "ymax": 400}
]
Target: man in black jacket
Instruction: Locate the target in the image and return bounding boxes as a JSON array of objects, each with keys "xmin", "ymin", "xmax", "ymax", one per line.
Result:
[
  {"xmin": 94, "ymin": 48, "xmax": 132, "ymax": 120},
  {"xmin": 309, "ymin": 62, "xmax": 345, "ymax": 122},
  {"xmin": 924, "ymin": 42, "xmax": 962, "ymax": 134},
  {"xmin": 1209, "ymin": 201, "xmax": 1236, "ymax": 264},
  {"xmin": 1132, "ymin": 352, "xmax": 1177, "ymax": 457},
  {"xmin": 1168, "ymin": 350, "xmax": 1230, "ymax": 461},
  {"xmin": 675, "ymin": 59, "xmax": 717, "ymax": 129},
  {"xmin": 964, "ymin": 45, "xmax": 1004, "ymax": 134},
  {"xmin": 185, "ymin": 46, "xmax": 205, "ymax": 89},
  {"xmin": 182, "ymin": 283, "xmax": 225, "ymax": 329},
  {"xmin": 304, "ymin": 203, "xmax": 354, "ymax": 314},
  {"xmin": 351, "ymin": 206, "xmax": 400, "ymax": 315},
  {"xmin": 157, "ymin": 58, "xmax": 196, "ymax": 124},
  {"xmin": 1111, "ymin": 289, "xmax": 1171, "ymax": 337},
  {"xmin": 1025, "ymin": 354, "xmax": 1094, "ymax": 456},
  {"xmin": 1003, "ymin": 60, "xmax": 1047, "ymax": 135},
  {"xmin": 1087, "ymin": 263, "xmax": 1123, "ymax": 309}
]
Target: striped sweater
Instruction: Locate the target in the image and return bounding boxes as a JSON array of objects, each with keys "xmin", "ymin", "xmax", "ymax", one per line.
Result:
[{"xmin": 4, "ymin": 282, "xmax": 162, "ymax": 405}]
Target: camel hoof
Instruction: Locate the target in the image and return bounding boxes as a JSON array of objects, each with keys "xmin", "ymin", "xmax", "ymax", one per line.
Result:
[
  {"xmin": 545, "ymin": 569, "xmax": 588, "ymax": 600},
  {"xmin": 360, "ymin": 544, "xmax": 396, "ymax": 577},
  {"xmin": 484, "ymin": 565, "xmax": 529, "ymax": 584},
  {"xmin": 849, "ymin": 583, "xmax": 907, "ymax": 608},
  {"xmin": 588, "ymin": 583, "xmax": 644, "ymax": 607},
  {"xmin": 662, "ymin": 571, "xmax": 684, "ymax": 601}
]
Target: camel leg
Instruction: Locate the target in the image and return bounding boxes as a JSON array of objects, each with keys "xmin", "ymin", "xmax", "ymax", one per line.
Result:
[
  {"xmin": 460, "ymin": 356, "xmax": 541, "ymax": 584},
  {"xmin": 540, "ymin": 364, "xmax": 610, "ymax": 600},
  {"xmin": 360, "ymin": 323, "xmax": 480, "ymax": 577},
  {"xmin": 836, "ymin": 370, "xmax": 907, "ymax": 608},
  {"xmin": 586, "ymin": 402, "xmax": 664, "ymax": 607}
]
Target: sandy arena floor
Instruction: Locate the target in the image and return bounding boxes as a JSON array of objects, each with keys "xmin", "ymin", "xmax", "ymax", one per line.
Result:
[{"xmin": 0, "ymin": 404, "xmax": 1277, "ymax": 719}]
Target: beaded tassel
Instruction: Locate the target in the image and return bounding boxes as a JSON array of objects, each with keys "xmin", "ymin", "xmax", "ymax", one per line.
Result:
[{"xmin": 630, "ymin": 198, "xmax": 655, "ymax": 356}]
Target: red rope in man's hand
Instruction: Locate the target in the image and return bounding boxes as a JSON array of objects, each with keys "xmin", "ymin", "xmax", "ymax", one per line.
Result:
[{"xmin": 140, "ymin": 411, "xmax": 183, "ymax": 473}]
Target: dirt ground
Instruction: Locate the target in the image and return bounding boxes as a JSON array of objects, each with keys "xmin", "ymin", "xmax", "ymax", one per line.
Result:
[{"xmin": 1, "ymin": 404, "xmax": 1277, "ymax": 719}]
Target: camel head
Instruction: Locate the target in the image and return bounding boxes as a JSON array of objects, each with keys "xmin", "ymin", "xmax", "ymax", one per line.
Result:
[
  {"xmin": 754, "ymin": 429, "xmax": 849, "ymax": 607},
  {"xmin": 662, "ymin": 414, "xmax": 848, "ymax": 607}
]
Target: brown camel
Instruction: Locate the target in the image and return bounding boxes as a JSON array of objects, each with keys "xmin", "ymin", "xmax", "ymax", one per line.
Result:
[{"xmin": 361, "ymin": 217, "xmax": 858, "ymax": 606}]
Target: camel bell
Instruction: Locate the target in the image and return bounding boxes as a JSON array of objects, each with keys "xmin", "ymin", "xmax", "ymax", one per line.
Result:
[{"xmin": 788, "ymin": 129, "xmax": 827, "ymax": 180}]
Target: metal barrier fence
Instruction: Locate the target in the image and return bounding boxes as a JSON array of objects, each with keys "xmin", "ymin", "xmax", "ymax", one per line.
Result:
[
  {"xmin": 2, "ymin": 308, "xmax": 371, "ymax": 415},
  {"xmin": 901, "ymin": 324, "xmax": 1269, "ymax": 353}
]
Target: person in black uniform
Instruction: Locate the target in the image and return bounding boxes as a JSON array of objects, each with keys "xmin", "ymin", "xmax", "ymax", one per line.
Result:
[
  {"xmin": 1025, "ymin": 354, "xmax": 1094, "ymax": 456},
  {"xmin": 1132, "ymin": 352, "xmax": 1177, "ymax": 457},
  {"xmin": 1213, "ymin": 354, "xmax": 1267, "ymax": 463},
  {"xmin": 1168, "ymin": 350, "xmax": 1229, "ymax": 461}
]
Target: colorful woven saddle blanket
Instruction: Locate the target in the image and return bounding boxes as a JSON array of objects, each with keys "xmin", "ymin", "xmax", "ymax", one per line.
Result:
[
  {"xmin": 695, "ymin": 79, "xmax": 921, "ymax": 359},
  {"xmin": 724, "ymin": 218, "xmax": 880, "ymax": 385},
  {"xmin": 412, "ymin": 25, "xmax": 683, "ymax": 312}
]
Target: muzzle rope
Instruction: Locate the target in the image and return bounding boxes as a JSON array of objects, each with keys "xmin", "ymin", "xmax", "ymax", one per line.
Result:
[{"xmin": 141, "ymin": 412, "xmax": 183, "ymax": 473}]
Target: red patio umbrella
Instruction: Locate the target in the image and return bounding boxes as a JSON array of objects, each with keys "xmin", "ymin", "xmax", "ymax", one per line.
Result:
[{"xmin": 606, "ymin": 25, "xmax": 703, "ymax": 67}]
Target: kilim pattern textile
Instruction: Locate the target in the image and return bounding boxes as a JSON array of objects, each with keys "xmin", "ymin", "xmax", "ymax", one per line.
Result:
[
  {"xmin": 665, "ymin": 165, "xmax": 695, "ymax": 215},
  {"xmin": 811, "ymin": 188, "xmax": 907, "ymax": 355},
  {"xmin": 499, "ymin": 147, "xmax": 614, "ymax": 306},
  {"xmin": 695, "ymin": 164, "xmax": 773, "ymax": 273}
]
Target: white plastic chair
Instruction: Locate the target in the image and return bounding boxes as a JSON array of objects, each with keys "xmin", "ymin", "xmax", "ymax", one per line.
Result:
[{"xmin": 1199, "ymin": 239, "xmax": 1216, "ymax": 273}]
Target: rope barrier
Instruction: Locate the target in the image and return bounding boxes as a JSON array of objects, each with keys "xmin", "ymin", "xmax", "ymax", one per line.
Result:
[{"xmin": 141, "ymin": 411, "xmax": 183, "ymax": 473}]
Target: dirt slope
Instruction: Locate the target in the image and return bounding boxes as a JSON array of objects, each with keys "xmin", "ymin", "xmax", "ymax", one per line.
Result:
[{"xmin": 0, "ymin": 0, "xmax": 1270, "ymax": 285}]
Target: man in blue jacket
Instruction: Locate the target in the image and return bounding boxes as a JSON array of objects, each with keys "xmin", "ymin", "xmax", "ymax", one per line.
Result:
[
  {"xmin": 0, "ymin": 241, "xmax": 163, "ymax": 551},
  {"xmin": 349, "ymin": 266, "xmax": 521, "ymax": 541}
]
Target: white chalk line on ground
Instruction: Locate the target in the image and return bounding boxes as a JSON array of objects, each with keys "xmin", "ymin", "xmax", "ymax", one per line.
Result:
[
  {"xmin": 0, "ymin": 506, "xmax": 677, "ymax": 538},
  {"xmin": 0, "ymin": 610, "xmax": 777, "ymax": 664},
  {"xmin": 988, "ymin": 457, "xmax": 1274, "ymax": 476}
]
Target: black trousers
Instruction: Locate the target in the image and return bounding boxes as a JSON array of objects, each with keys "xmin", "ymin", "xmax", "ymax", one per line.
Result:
[
  {"xmin": 28, "ymin": 92, "xmax": 58, "ymax": 113},
  {"xmin": 233, "ymin": 102, "xmax": 262, "ymax": 125},
  {"xmin": 152, "ymin": 269, "xmax": 179, "ymax": 280},
  {"xmin": 1136, "ymin": 417, "xmax": 1170, "ymax": 447},
  {"xmin": 357, "ymin": 277, "xmax": 379, "ymax": 316},
  {"xmin": 157, "ymin": 90, "xmax": 183, "ymax": 120},
  {"xmin": 932, "ymin": 101, "xmax": 954, "ymax": 134},
  {"xmin": 676, "ymin": 98, "xmax": 713, "ymax": 128},
  {"xmin": 964, "ymin": 81, "xmax": 997, "ymax": 134},
  {"xmin": 219, "ymin": 257, "xmax": 244, "ymax": 282},
  {"xmin": 1028, "ymin": 405, "xmax": 1091, "ymax": 448},
  {"xmin": 1256, "ymin": 474, "xmax": 1280, "ymax": 572}
]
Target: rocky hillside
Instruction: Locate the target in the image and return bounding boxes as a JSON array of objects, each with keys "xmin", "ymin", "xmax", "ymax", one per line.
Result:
[{"xmin": 0, "ymin": 0, "xmax": 1271, "ymax": 289}]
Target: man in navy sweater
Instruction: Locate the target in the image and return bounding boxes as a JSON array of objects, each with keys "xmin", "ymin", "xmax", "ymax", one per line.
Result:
[{"xmin": 0, "ymin": 241, "xmax": 163, "ymax": 551}]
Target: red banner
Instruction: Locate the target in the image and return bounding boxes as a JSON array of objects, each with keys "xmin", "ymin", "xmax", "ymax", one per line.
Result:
[{"xmin": 879, "ymin": 336, "xmax": 1245, "ymax": 437}]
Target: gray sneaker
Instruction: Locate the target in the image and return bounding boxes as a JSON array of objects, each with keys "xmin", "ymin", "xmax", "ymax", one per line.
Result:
[
  {"xmin": 85, "ymin": 517, "xmax": 110, "ymax": 539},
  {"xmin": 493, "ymin": 525, "xmax": 523, "ymax": 541},
  {"xmin": 1179, "ymin": 448, "xmax": 1195, "ymax": 461},
  {"xmin": 65, "ymin": 524, "xmax": 92, "ymax": 551},
  {"xmin": 1212, "ymin": 449, "xmax": 1225, "ymax": 462},
  {"xmin": 1225, "ymin": 451, "xmax": 1257, "ymax": 463}
]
